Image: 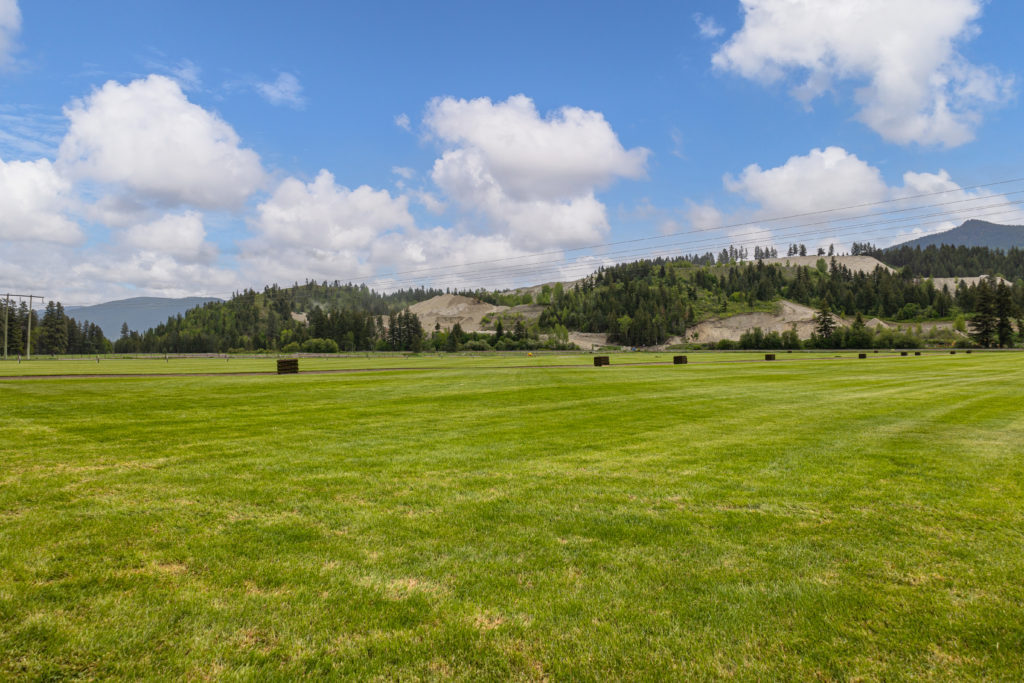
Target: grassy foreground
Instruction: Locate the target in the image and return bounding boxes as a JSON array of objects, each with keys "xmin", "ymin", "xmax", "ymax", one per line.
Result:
[
  {"xmin": 1, "ymin": 354, "xmax": 1023, "ymax": 680},
  {"xmin": 0, "ymin": 349, "xmax": 961, "ymax": 376}
]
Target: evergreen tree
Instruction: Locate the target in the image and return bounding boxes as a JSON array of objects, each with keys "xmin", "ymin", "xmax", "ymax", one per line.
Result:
[
  {"xmin": 814, "ymin": 299, "xmax": 837, "ymax": 341},
  {"xmin": 995, "ymin": 281, "xmax": 1015, "ymax": 347},
  {"xmin": 848, "ymin": 312, "xmax": 873, "ymax": 348},
  {"xmin": 968, "ymin": 278, "xmax": 997, "ymax": 347}
]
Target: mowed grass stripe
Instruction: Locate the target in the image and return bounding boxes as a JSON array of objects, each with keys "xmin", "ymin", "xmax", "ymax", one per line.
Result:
[{"xmin": 1, "ymin": 355, "xmax": 1022, "ymax": 679}]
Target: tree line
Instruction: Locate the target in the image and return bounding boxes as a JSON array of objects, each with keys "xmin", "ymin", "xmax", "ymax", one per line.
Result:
[
  {"xmin": 539, "ymin": 250, "xmax": 1024, "ymax": 347},
  {"xmin": 114, "ymin": 283, "xmax": 442, "ymax": 353},
  {"xmin": 0, "ymin": 300, "xmax": 111, "ymax": 356},
  {"xmin": 854, "ymin": 242, "xmax": 1024, "ymax": 281}
]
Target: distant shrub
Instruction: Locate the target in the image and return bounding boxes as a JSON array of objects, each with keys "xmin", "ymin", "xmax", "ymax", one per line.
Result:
[
  {"xmin": 281, "ymin": 341, "xmax": 301, "ymax": 353},
  {"xmin": 302, "ymin": 338, "xmax": 339, "ymax": 353}
]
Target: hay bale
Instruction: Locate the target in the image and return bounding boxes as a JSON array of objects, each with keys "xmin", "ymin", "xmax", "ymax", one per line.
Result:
[{"xmin": 673, "ymin": 355, "xmax": 687, "ymax": 365}]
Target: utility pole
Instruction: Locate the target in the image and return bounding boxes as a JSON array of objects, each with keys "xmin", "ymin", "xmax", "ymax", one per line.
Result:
[
  {"xmin": 26, "ymin": 295, "xmax": 33, "ymax": 360},
  {"xmin": 3, "ymin": 294, "xmax": 8, "ymax": 360},
  {"xmin": 0, "ymin": 293, "xmax": 46, "ymax": 361}
]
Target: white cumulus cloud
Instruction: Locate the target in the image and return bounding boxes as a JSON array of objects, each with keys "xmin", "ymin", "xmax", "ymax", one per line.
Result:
[
  {"xmin": 243, "ymin": 170, "xmax": 416, "ymax": 283},
  {"xmin": 694, "ymin": 13, "xmax": 724, "ymax": 39},
  {"xmin": 252, "ymin": 169, "xmax": 414, "ymax": 250},
  {"xmin": 424, "ymin": 94, "xmax": 649, "ymax": 249},
  {"xmin": 425, "ymin": 94, "xmax": 647, "ymax": 201},
  {"xmin": 724, "ymin": 146, "xmax": 889, "ymax": 217},
  {"xmin": 712, "ymin": 0, "xmax": 1013, "ymax": 147},
  {"xmin": 58, "ymin": 75, "xmax": 265, "ymax": 210},
  {"xmin": 705, "ymin": 146, "xmax": 1024, "ymax": 252},
  {"xmin": 70, "ymin": 251, "xmax": 239, "ymax": 299},
  {"xmin": 0, "ymin": 0, "xmax": 20, "ymax": 69},
  {"xmin": 256, "ymin": 72, "xmax": 305, "ymax": 109},
  {"xmin": 0, "ymin": 156, "xmax": 80, "ymax": 244},
  {"xmin": 122, "ymin": 211, "xmax": 215, "ymax": 263}
]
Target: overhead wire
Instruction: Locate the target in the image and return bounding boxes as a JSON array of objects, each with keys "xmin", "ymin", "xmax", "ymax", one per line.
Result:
[
  {"xmin": 349, "ymin": 199, "xmax": 1024, "ymax": 291},
  {"xmin": 35, "ymin": 174, "xmax": 1024, "ymax": 307}
]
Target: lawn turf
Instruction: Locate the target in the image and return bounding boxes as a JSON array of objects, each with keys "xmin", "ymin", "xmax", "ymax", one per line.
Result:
[{"xmin": 1, "ymin": 353, "xmax": 1022, "ymax": 680}]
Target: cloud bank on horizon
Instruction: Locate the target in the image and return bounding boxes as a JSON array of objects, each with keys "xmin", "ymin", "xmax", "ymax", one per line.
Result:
[{"xmin": 1, "ymin": 0, "xmax": 1022, "ymax": 304}]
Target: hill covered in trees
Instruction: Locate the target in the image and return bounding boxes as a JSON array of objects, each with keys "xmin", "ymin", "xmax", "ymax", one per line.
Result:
[
  {"xmin": 1, "ymin": 300, "xmax": 111, "ymax": 356},
  {"xmin": 886, "ymin": 220, "xmax": 1024, "ymax": 252},
  {"xmin": 66, "ymin": 296, "xmax": 222, "ymax": 340},
  {"xmin": 31, "ymin": 242, "xmax": 1021, "ymax": 355},
  {"xmin": 539, "ymin": 254, "xmax": 1023, "ymax": 347},
  {"xmin": 854, "ymin": 241, "xmax": 1024, "ymax": 280}
]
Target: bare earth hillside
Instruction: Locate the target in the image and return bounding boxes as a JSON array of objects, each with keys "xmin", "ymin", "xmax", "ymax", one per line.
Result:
[
  {"xmin": 928, "ymin": 275, "xmax": 1010, "ymax": 291},
  {"xmin": 762, "ymin": 255, "xmax": 894, "ymax": 274},
  {"xmin": 408, "ymin": 295, "xmax": 508, "ymax": 332},
  {"xmin": 686, "ymin": 300, "xmax": 818, "ymax": 344}
]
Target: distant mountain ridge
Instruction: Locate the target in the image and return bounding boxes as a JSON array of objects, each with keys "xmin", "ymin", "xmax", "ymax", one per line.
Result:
[
  {"xmin": 888, "ymin": 220, "xmax": 1024, "ymax": 251},
  {"xmin": 66, "ymin": 296, "xmax": 222, "ymax": 339}
]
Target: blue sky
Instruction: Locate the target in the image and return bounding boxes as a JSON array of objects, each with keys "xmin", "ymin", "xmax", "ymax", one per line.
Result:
[{"xmin": 2, "ymin": 0, "xmax": 1024, "ymax": 303}]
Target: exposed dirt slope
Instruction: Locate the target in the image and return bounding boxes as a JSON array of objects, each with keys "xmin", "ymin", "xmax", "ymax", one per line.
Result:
[
  {"xmin": 929, "ymin": 276, "xmax": 1011, "ymax": 292},
  {"xmin": 686, "ymin": 300, "xmax": 819, "ymax": 344},
  {"xmin": 408, "ymin": 295, "xmax": 508, "ymax": 332},
  {"xmin": 567, "ymin": 332, "xmax": 611, "ymax": 350},
  {"xmin": 762, "ymin": 255, "xmax": 895, "ymax": 274}
]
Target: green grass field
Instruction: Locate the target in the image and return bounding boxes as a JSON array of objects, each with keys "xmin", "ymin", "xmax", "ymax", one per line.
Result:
[
  {"xmin": 2, "ymin": 353, "xmax": 1023, "ymax": 680},
  {"xmin": 0, "ymin": 349, "xmax": 968, "ymax": 376}
]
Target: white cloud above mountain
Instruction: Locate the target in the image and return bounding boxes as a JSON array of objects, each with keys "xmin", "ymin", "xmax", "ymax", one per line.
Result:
[
  {"xmin": 701, "ymin": 146, "xmax": 1024, "ymax": 253},
  {"xmin": 58, "ymin": 75, "xmax": 266, "ymax": 209},
  {"xmin": 0, "ymin": 156, "xmax": 79, "ymax": 244},
  {"xmin": 712, "ymin": 0, "xmax": 1013, "ymax": 147},
  {"xmin": 724, "ymin": 146, "xmax": 889, "ymax": 217},
  {"xmin": 122, "ymin": 211, "xmax": 215, "ymax": 264},
  {"xmin": 423, "ymin": 94, "xmax": 649, "ymax": 249}
]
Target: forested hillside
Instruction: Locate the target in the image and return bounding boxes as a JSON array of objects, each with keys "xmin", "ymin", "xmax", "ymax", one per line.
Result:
[
  {"xmin": 856, "ymin": 242, "xmax": 1024, "ymax": 280},
  {"xmin": 885, "ymin": 220, "xmax": 1024, "ymax": 252},
  {"xmin": 90, "ymin": 243, "xmax": 1024, "ymax": 353},
  {"xmin": 112, "ymin": 282, "xmax": 443, "ymax": 353},
  {"xmin": 1, "ymin": 300, "xmax": 111, "ymax": 356},
  {"xmin": 541, "ymin": 253, "xmax": 1024, "ymax": 346}
]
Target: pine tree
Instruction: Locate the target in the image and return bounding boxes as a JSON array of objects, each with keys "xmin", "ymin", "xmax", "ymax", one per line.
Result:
[
  {"xmin": 814, "ymin": 299, "xmax": 836, "ymax": 341},
  {"xmin": 995, "ymin": 281, "xmax": 1015, "ymax": 347},
  {"xmin": 968, "ymin": 278, "xmax": 997, "ymax": 347}
]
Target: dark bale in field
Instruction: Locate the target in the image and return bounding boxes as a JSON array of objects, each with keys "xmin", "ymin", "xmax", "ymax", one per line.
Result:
[
  {"xmin": 277, "ymin": 358, "xmax": 299, "ymax": 374},
  {"xmin": 765, "ymin": 353, "xmax": 775, "ymax": 361},
  {"xmin": 673, "ymin": 355, "xmax": 687, "ymax": 365}
]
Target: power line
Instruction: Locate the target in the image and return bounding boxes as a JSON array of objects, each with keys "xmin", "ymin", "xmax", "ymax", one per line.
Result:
[
  {"xmin": 41, "ymin": 173, "xmax": 1024, "ymax": 307},
  {"xmin": 344, "ymin": 201, "xmax": 1024, "ymax": 291},
  {"xmin": 327, "ymin": 176, "xmax": 1024, "ymax": 284}
]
